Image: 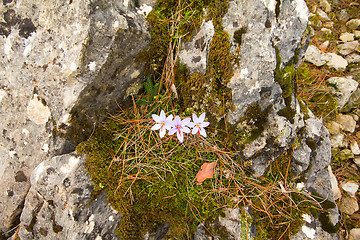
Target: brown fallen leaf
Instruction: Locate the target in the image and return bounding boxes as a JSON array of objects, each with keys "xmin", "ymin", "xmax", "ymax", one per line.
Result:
[{"xmin": 196, "ymin": 162, "xmax": 216, "ymax": 185}]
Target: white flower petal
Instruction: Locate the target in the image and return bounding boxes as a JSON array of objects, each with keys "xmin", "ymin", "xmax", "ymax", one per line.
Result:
[
  {"xmin": 199, "ymin": 127, "xmax": 207, "ymax": 137},
  {"xmin": 188, "ymin": 122, "xmax": 195, "ymax": 128},
  {"xmin": 192, "ymin": 113, "xmax": 198, "ymax": 123},
  {"xmin": 152, "ymin": 114, "xmax": 160, "ymax": 122},
  {"xmin": 168, "ymin": 128, "xmax": 176, "ymax": 135},
  {"xmin": 199, "ymin": 112, "xmax": 206, "ymax": 122},
  {"xmin": 192, "ymin": 126, "xmax": 199, "ymax": 135},
  {"xmin": 160, "ymin": 110, "xmax": 166, "ymax": 120},
  {"xmin": 174, "ymin": 116, "xmax": 181, "ymax": 125},
  {"xmin": 200, "ymin": 121, "xmax": 210, "ymax": 128},
  {"xmin": 182, "ymin": 127, "xmax": 190, "ymax": 133},
  {"xmin": 164, "ymin": 123, "xmax": 172, "ymax": 130},
  {"xmin": 166, "ymin": 114, "xmax": 173, "ymax": 121},
  {"xmin": 159, "ymin": 127, "xmax": 166, "ymax": 138},
  {"xmin": 177, "ymin": 131, "xmax": 184, "ymax": 142},
  {"xmin": 182, "ymin": 117, "xmax": 191, "ymax": 126},
  {"xmin": 151, "ymin": 124, "xmax": 162, "ymax": 130}
]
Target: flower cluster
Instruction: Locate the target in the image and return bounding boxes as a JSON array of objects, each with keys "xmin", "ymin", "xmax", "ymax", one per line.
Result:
[{"xmin": 151, "ymin": 110, "xmax": 209, "ymax": 143}]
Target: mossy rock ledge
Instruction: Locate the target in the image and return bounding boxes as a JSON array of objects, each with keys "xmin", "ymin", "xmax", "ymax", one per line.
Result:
[{"xmin": 3, "ymin": 0, "xmax": 339, "ymax": 240}]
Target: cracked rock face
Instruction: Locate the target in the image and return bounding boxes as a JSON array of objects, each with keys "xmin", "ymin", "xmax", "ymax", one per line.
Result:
[
  {"xmin": 0, "ymin": 0, "xmax": 150, "ymax": 237},
  {"xmin": 19, "ymin": 153, "xmax": 121, "ymax": 240}
]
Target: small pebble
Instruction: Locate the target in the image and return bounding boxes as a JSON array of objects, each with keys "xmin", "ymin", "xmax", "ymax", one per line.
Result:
[
  {"xmin": 340, "ymin": 181, "xmax": 359, "ymax": 197},
  {"xmin": 340, "ymin": 32, "xmax": 355, "ymax": 42},
  {"xmin": 346, "ymin": 19, "xmax": 360, "ymax": 30}
]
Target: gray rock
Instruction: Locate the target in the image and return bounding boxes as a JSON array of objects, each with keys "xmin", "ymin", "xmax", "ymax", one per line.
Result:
[
  {"xmin": 0, "ymin": 0, "xmax": 150, "ymax": 237},
  {"xmin": 342, "ymin": 88, "xmax": 360, "ymax": 112},
  {"xmin": 291, "ymin": 222, "xmax": 339, "ymax": 240},
  {"xmin": 304, "ymin": 45, "xmax": 330, "ymax": 66},
  {"xmin": 346, "ymin": 19, "xmax": 360, "ymax": 30},
  {"xmin": 349, "ymin": 140, "xmax": 360, "ymax": 155},
  {"xmin": 330, "ymin": 134, "xmax": 347, "ymax": 149},
  {"xmin": 18, "ymin": 153, "xmax": 121, "ymax": 240},
  {"xmin": 326, "ymin": 77, "xmax": 358, "ymax": 109},
  {"xmin": 345, "ymin": 53, "xmax": 360, "ymax": 63},
  {"xmin": 0, "ymin": 0, "xmax": 340, "ymax": 239},
  {"xmin": 340, "ymin": 181, "xmax": 359, "ymax": 197},
  {"xmin": 338, "ymin": 41, "xmax": 359, "ymax": 55},
  {"xmin": 179, "ymin": 20, "xmax": 215, "ymax": 74},
  {"xmin": 326, "ymin": 53, "xmax": 348, "ymax": 71},
  {"xmin": 339, "ymin": 32, "xmax": 355, "ymax": 42}
]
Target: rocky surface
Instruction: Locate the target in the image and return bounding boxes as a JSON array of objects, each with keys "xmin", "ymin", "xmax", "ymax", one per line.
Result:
[
  {"xmin": 0, "ymin": 0, "xmax": 151, "ymax": 238},
  {"xmin": 300, "ymin": 0, "xmax": 360, "ymax": 239},
  {"xmin": 19, "ymin": 153, "xmax": 121, "ymax": 240},
  {"xmin": 0, "ymin": 0, "xmax": 351, "ymax": 239}
]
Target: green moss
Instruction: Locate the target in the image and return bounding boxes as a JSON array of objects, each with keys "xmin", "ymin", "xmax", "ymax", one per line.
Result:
[
  {"xmin": 140, "ymin": 0, "xmax": 211, "ymax": 75},
  {"xmin": 307, "ymin": 91, "xmax": 338, "ymax": 121},
  {"xmin": 175, "ymin": 0, "xmax": 234, "ymax": 127},
  {"xmin": 273, "ymin": 45, "xmax": 297, "ymax": 124},
  {"xmin": 298, "ymin": 98, "xmax": 310, "ymax": 120},
  {"xmin": 228, "ymin": 104, "xmax": 272, "ymax": 150},
  {"xmin": 305, "ymin": 138, "xmax": 317, "ymax": 151},
  {"xmin": 233, "ymin": 27, "xmax": 246, "ymax": 45},
  {"xmin": 76, "ymin": 109, "xmax": 236, "ymax": 239}
]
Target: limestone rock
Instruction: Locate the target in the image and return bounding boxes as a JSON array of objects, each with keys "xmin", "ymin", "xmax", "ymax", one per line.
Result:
[
  {"xmin": 326, "ymin": 77, "xmax": 358, "ymax": 109},
  {"xmin": 342, "ymin": 88, "xmax": 360, "ymax": 112},
  {"xmin": 338, "ymin": 41, "xmax": 359, "ymax": 55},
  {"xmin": 340, "ymin": 32, "xmax": 355, "ymax": 42},
  {"xmin": 345, "ymin": 53, "xmax": 360, "ymax": 63},
  {"xmin": 179, "ymin": 20, "xmax": 215, "ymax": 74},
  {"xmin": 317, "ymin": 8, "xmax": 330, "ymax": 21},
  {"xmin": 0, "ymin": 0, "xmax": 340, "ymax": 239},
  {"xmin": 319, "ymin": 40, "xmax": 330, "ymax": 51},
  {"xmin": 326, "ymin": 53, "xmax": 348, "ymax": 71},
  {"xmin": 330, "ymin": 134, "xmax": 347, "ymax": 149},
  {"xmin": 349, "ymin": 140, "xmax": 360, "ymax": 155},
  {"xmin": 336, "ymin": 114, "xmax": 357, "ymax": 133},
  {"xmin": 340, "ymin": 181, "xmax": 359, "ymax": 197},
  {"xmin": 328, "ymin": 166, "xmax": 341, "ymax": 201},
  {"xmin": 346, "ymin": 19, "xmax": 360, "ymax": 30},
  {"xmin": 0, "ymin": 0, "xmax": 150, "ymax": 237},
  {"xmin": 349, "ymin": 228, "xmax": 360, "ymax": 240},
  {"xmin": 304, "ymin": 45, "xmax": 330, "ymax": 66},
  {"xmin": 18, "ymin": 153, "xmax": 121, "ymax": 240},
  {"xmin": 354, "ymin": 156, "xmax": 360, "ymax": 168}
]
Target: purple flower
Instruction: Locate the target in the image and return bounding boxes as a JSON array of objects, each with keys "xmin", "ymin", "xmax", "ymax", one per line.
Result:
[
  {"xmin": 188, "ymin": 112, "xmax": 209, "ymax": 137},
  {"xmin": 168, "ymin": 116, "xmax": 191, "ymax": 143},
  {"xmin": 151, "ymin": 110, "xmax": 173, "ymax": 138}
]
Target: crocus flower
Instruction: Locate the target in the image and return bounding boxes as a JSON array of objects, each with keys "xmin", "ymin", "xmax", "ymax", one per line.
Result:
[
  {"xmin": 168, "ymin": 116, "xmax": 191, "ymax": 143},
  {"xmin": 188, "ymin": 112, "xmax": 209, "ymax": 137},
  {"xmin": 151, "ymin": 110, "xmax": 173, "ymax": 138}
]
